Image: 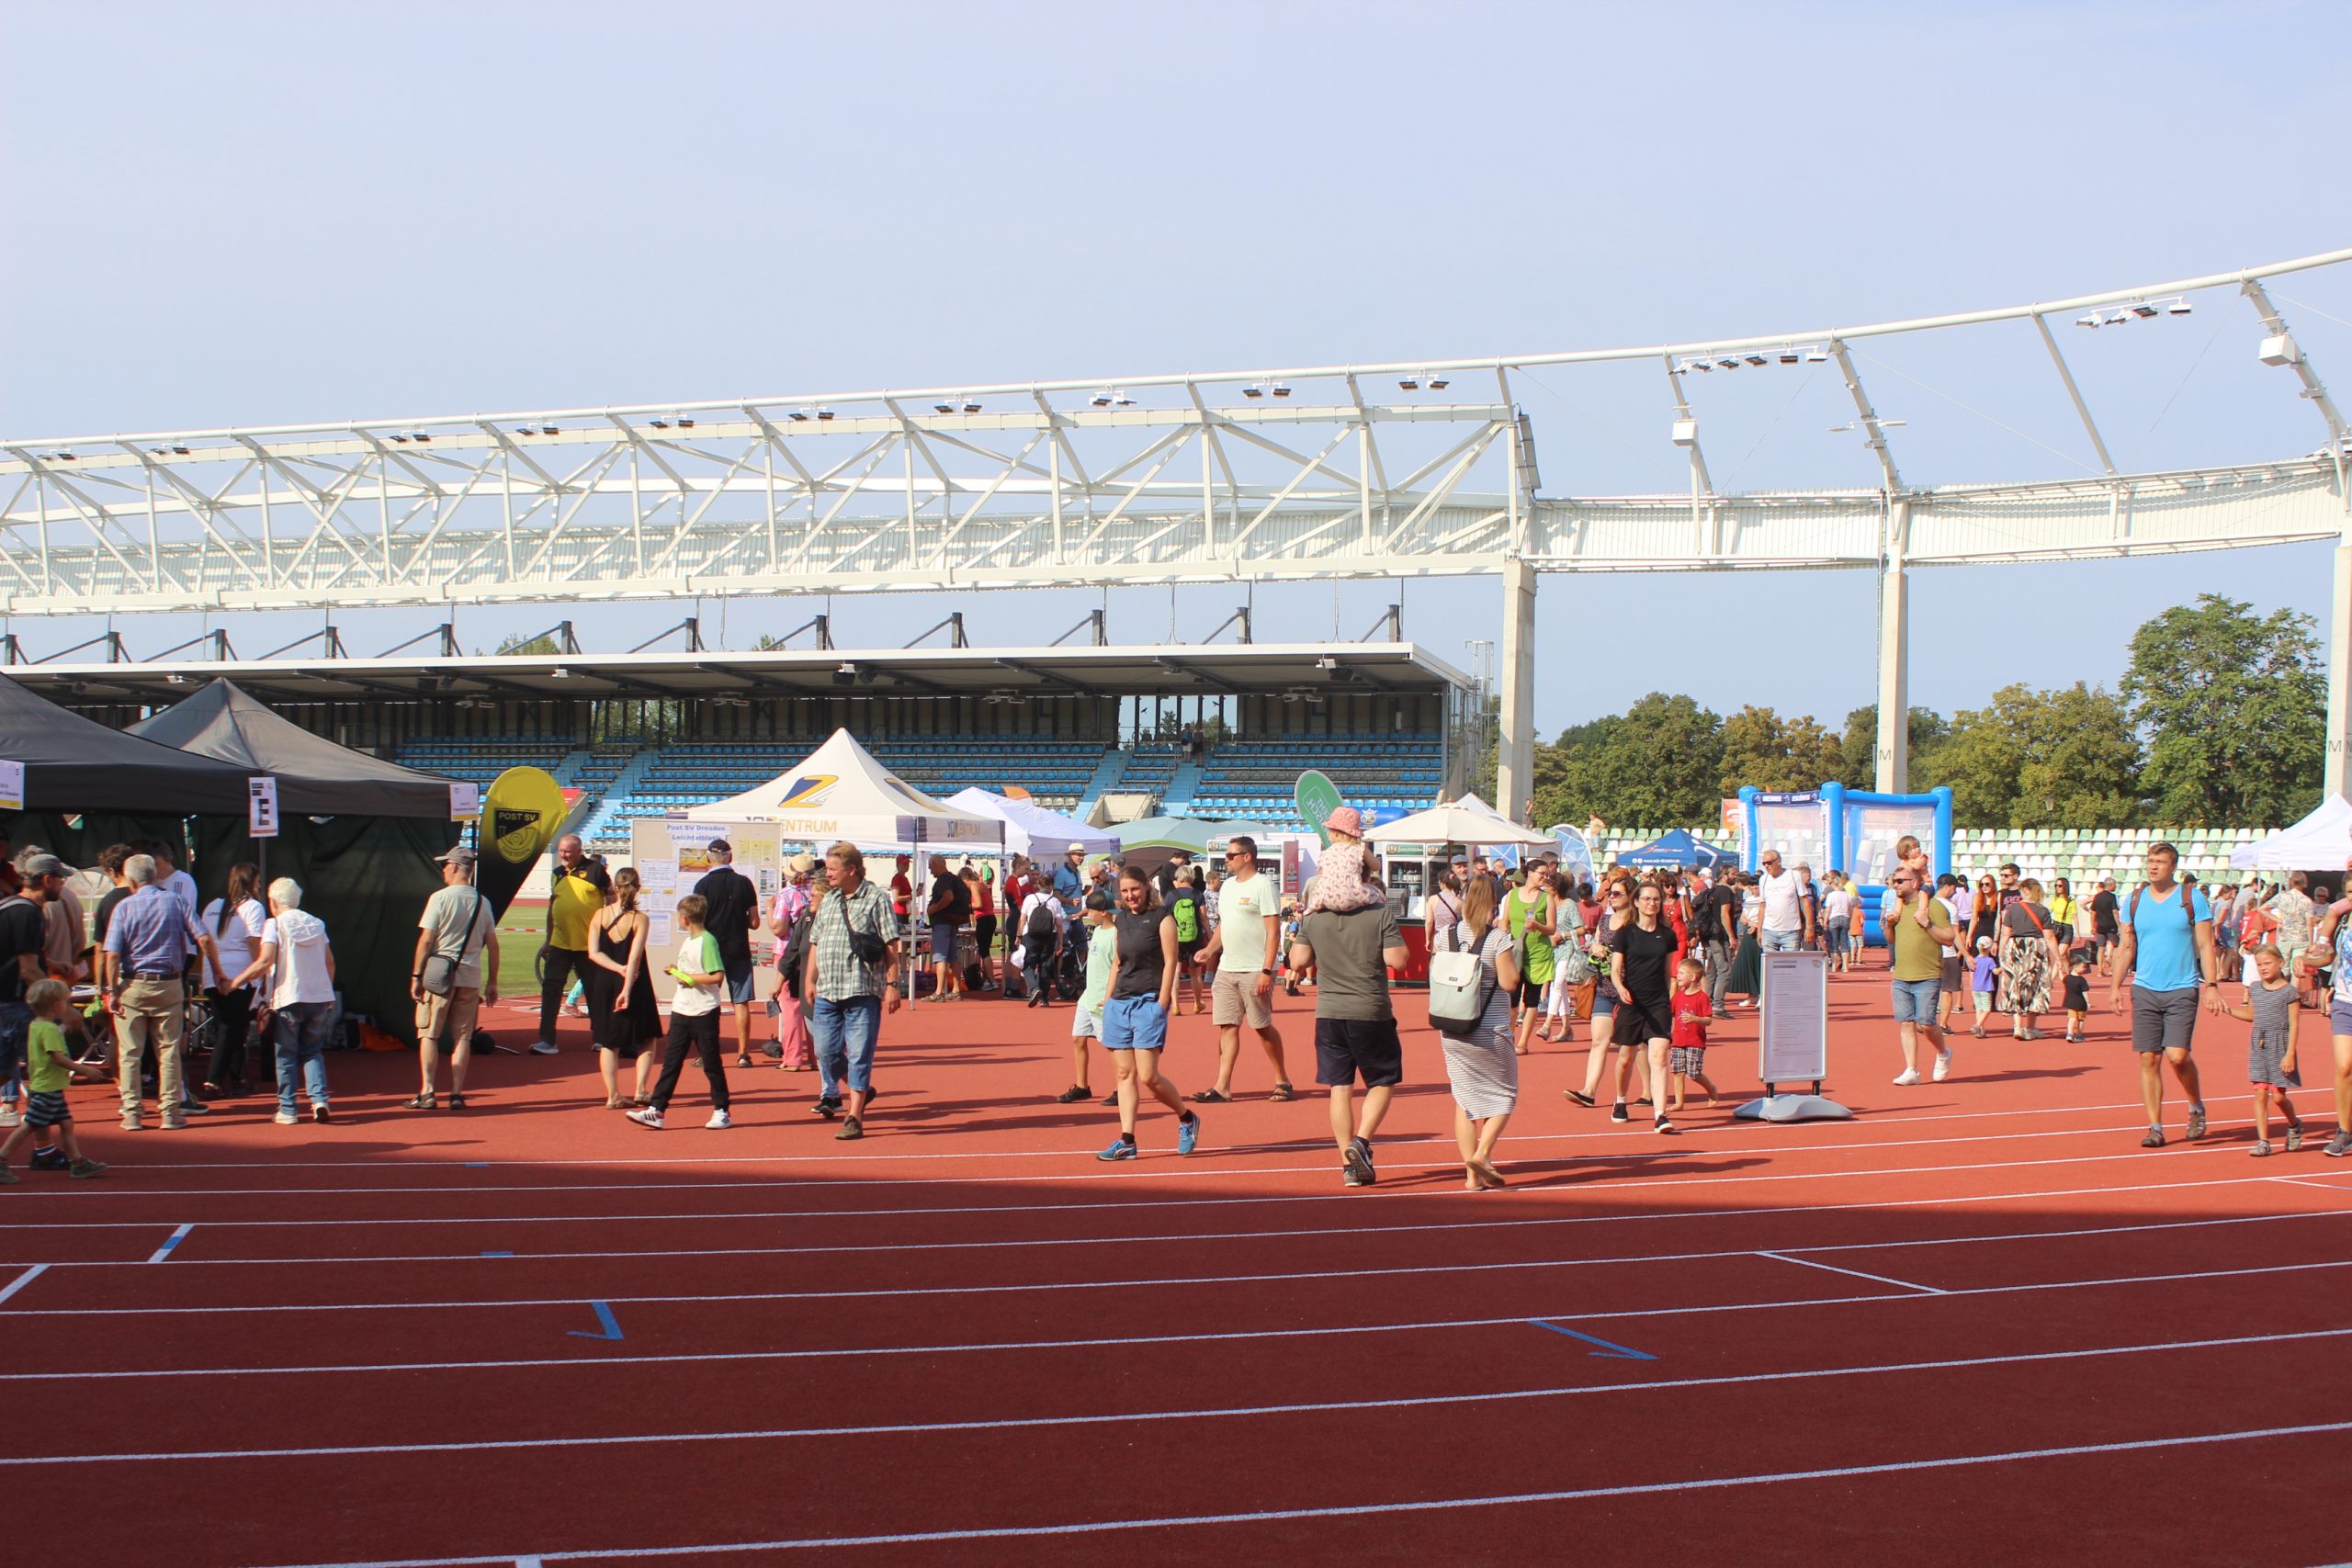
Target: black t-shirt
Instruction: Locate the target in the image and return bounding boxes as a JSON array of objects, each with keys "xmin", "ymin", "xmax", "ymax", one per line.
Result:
[
  {"xmin": 1693, "ymin": 886, "xmax": 1736, "ymax": 943},
  {"xmin": 2088, "ymin": 889, "xmax": 2120, "ymax": 934},
  {"xmin": 929, "ymin": 873, "xmax": 970, "ymax": 926},
  {"xmin": 2062, "ymin": 973, "xmax": 2090, "ymax": 1010},
  {"xmin": 1609, "ymin": 919, "xmax": 1679, "ymax": 1005},
  {"xmin": 693, "ymin": 866, "xmax": 758, "ymax": 965},
  {"xmin": 95, "ymin": 886, "xmax": 132, "ymax": 948},
  {"xmin": 0, "ymin": 895, "xmax": 44, "ymax": 1006}
]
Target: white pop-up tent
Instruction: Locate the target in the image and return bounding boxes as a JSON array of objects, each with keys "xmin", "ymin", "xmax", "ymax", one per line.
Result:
[
  {"xmin": 944, "ymin": 788, "xmax": 1117, "ymax": 858},
  {"xmin": 685, "ymin": 728, "xmax": 1003, "ymax": 850},
  {"xmin": 2231, "ymin": 795, "xmax": 2352, "ymax": 872},
  {"xmin": 1363, "ymin": 796, "xmax": 1554, "ymax": 850}
]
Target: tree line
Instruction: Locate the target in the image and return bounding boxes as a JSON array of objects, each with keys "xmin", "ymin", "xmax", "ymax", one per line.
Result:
[{"xmin": 1510, "ymin": 594, "xmax": 2325, "ymax": 830}]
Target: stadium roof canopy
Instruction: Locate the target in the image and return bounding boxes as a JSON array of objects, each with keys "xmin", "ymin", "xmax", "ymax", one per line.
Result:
[{"xmin": 2, "ymin": 640, "xmax": 1468, "ymax": 706}]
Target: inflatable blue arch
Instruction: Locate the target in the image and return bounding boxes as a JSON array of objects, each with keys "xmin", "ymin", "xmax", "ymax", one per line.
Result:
[{"xmin": 1737, "ymin": 784, "xmax": 1954, "ymax": 946}]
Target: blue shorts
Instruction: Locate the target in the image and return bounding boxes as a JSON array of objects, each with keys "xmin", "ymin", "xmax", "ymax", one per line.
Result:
[
  {"xmin": 929, "ymin": 923, "xmax": 960, "ymax": 964},
  {"xmin": 1102, "ymin": 995, "xmax": 1169, "ymax": 1053},
  {"xmin": 724, "ymin": 958, "xmax": 757, "ymax": 1006},
  {"xmin": 1890, "ymin": 976, "xmax": 1941, "ymax": 1024},
  {"xmin": 2332, "ymin": 999, "xmax": 2352, "ymax": 1037}
]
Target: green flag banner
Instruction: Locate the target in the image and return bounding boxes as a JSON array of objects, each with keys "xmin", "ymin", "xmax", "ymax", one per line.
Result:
[{"xmin": 1295, "ymin": 770, "xmax": 1343, "ymax": 848}]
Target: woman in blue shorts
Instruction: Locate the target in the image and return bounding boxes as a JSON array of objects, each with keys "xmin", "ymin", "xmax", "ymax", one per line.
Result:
[{"xmin": 1096, "ymin": 864, "xmax": 1201, "ymax": 1162}]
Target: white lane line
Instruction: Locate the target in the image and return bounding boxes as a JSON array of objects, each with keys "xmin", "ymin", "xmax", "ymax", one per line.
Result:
[
  {"xmin": 0, "ymin": 1264, "xmax": 47, "ymax": 1305},
  {"xmin": 0, "ymin": 1139, "xmax": 2243, "ymax": 1205},
  {"xmin": 2274, "ymin": 1176, "xmax": 2352, "ymax": 1192},
  {"xmin": 87, "ymin": 1090, "xmax": 2219, "ymax": 1174},
  {"xmin": 1757, "ymin": 1251, "xmax": 1947, "ymax": 1294},
  {"xmin": 146, "ymin": 1224, "xmax": 193, "ymax": 1264},
  {"xmin": 3, "ymin": 1167, "xmax": 2329, "ymax": 1296},
  {"xmin": 0, "ymin": 1118, "xmax": 2204, "ymax": 1230},
  {"xmin": 261, "ymin": 1412, "xmax": 2352, "ymax": 1564},
  {"xmin": 6, "ymin": 1324, "xmax": 2346, "ymax": 1467}
]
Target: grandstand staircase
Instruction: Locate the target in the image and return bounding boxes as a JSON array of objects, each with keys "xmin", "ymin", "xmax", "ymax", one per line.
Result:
[
  {"xmin": 1074, "ymin": 749, "xmax": 1134, "ymax": 821},
  {"xmin": 576, "ymin": 749, "xmax": 661, "ymax": 843},
  {"xmin": 1160, "ymin": 759, "xmax": 1206, "ymax": 815},
  {"xmin": 551, "ymin": 749, "xmax": 593, "ymax": 787}
]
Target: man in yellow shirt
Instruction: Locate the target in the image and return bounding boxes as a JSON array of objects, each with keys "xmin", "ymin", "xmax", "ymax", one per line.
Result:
[
  {"xmin": 536, "ymin": 835, "xmax": 604, "ymax": 1056},
  {"xmin": 1881, "ymin": 865, "xmax": 1960, "ymax": 1087}
]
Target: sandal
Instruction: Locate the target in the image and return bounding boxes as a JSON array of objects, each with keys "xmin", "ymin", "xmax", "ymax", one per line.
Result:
[
  {"xmin": 1268, "ymin": 1083, "xmax": 1295, "ymax": 1102},
  {"xmin": 402, "ymin": 1092, "xmax": 436, "ymax": 1111},
  {"xmin": 1191, "ymin": 1088, "xmax": 1233, "ymax": 1104},
  {"xmin": 447, "ymin": 1092, "xmax": 468, "ymax": 1110},
  {"xmin": 1564, "ymin": 1089, "xmax": 1596, "ymax": 1107},
  {"xmin": 735, "ymin": 1056, "xmax": 753, "ymax": 1069},
  {"xmin": 1471, "ymin": 1158, "xmax": 1507, "ymax": 1189},
  {"xmin": 605, "ymin": 1095, "xmax": 627, "ymax": 1110}
]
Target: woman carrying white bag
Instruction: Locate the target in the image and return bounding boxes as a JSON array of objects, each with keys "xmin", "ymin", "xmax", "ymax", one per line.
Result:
[{"xmin": 1427, "ymin": 876, "xmax": 1522, "ymax": 1190}]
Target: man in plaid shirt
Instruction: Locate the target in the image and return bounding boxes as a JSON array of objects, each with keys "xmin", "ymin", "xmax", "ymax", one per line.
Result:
[{"xmin": 802, "ymin": 840, "xmax": 902, "ymax": 1141}]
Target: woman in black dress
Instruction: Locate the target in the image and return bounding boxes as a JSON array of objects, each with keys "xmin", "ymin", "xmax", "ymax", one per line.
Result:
[
  {"xmin": 588, "ymin": 867, "xmax": 662, "ymax": 1109},
  {"xmin": 1610, "ymin": 881, "xmax": 1684, "ymax": 1134}
]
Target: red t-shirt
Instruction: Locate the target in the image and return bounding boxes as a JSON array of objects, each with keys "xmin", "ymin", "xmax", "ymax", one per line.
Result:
[
  {"xmin": 1670, "ymin": 987, "xmax": 1712, "ymax": 1049},
  {"xmin": 889, "ymin": 873, "xmax": 911, "ymax": 919}
]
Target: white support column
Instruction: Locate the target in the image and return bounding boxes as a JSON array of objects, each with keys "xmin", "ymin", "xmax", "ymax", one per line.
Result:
[
  {"xmin": 2328, "ymin": 540, "xmax": 2352, "ymax": 799},
  {"xmin": 1875, "ymin": 502, "xmax": 1911, "ymax": 794},
  {"xmin": 1497, "ymin": 558, "xmax": 1538, "ymax": 820}
]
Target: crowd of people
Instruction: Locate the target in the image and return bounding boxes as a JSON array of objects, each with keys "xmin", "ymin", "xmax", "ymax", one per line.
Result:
[{"xmin": 6, "ymin": 814, "xmax": 2352, "ymax": 1188}]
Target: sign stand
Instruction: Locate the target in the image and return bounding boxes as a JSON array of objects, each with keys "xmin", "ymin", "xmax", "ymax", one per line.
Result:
[{"xmin": 1734, "ymin": 949, "xmax": 1851, "ymax": 1122}]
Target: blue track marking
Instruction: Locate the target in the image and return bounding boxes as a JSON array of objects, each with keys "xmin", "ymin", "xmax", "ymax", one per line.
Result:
[
  {"xmin": 147, "ymin": 1224, "xmax": 194, "ymax": 1264},
  {"xmin": 481, "ymin": 1251, "xmax": 514, "ymax": 1258},
  {"xmin": 466, "ymin": 1162, "xmax": 492, "ymax": 1168},
  {"xmin": 568, "ymin": 1301, "xmax": 624, "ymax": 1340},
  {"xmin": 1528, "ymin": 1320, "xmax": 1655, "ymax": 1359}
]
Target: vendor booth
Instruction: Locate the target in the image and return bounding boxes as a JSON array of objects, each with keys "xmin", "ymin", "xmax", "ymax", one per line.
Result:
[
  {"xmin": 2231, "ymin": 795, "xmax": 2352, "ymax": 874},
  {"xmin": 130, "ymin": 679, "xmax": 466, "ymax": 1043},
  {"xmin": 1365, "ymin": 797, "xmax": 1555, "ymax": 983},
  {"xmin": 640, "ymin": 728, "xmax": 1005, "ymax": 1003},
  {"xmin": 944, "ymin": 789, "xmax": 1117, "ymax": 861},
  {"xmin": 1617, "ymin": 829, "xmax": 1735, "ymax": 871}
]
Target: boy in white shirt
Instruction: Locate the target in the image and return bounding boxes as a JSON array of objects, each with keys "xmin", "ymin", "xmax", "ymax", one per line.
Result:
[{"xmin": 628, "ymin": 894, "xmax": 731, "ymax": 1130}]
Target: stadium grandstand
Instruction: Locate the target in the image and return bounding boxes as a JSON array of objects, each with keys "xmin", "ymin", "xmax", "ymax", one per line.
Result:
[{"xmin": 11, "ymin": 640, "xmax": 1472, "ymax": 843}]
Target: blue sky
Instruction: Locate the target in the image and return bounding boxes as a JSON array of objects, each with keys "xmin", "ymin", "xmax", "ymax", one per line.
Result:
[{"xmin": 6, "ymin": 1, "xmax": 2348, "ymax": 739}]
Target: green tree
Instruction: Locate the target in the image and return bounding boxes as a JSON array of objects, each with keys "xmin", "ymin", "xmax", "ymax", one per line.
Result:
[
  {"xmin": 1718, "ymin": 705, "xmax": 1845, "ymax": 795},
  {"xmin": 483, "ymin": 631, "xmax": 562, "ymax": 657},
  {"xmin": 1925, "ymin": 682, "xmax": 2142, "ymax": 828},
  {"xmin": 2122, "ymin": 593, "xmax": 2324, "ymax": 827},
  {"xmin": 1532, "ymin": 693, "xmax": 1724, "ymax": 828},
  {"xmin": 1838, "ymin": 705, "xmax": 1951, "ymax": 791}
]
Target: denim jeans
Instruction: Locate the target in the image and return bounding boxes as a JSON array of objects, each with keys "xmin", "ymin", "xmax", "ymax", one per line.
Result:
[
  {"xmin": 809, "ymin": 994, "xmax": 882, "ymax": 1095},
  {"xmin": 1760, "ymin": 929, "xmax": 1803, "ymax": 953},
  {"xmin": 272, "ymin": 1000, "xmax": 334, "ymax": 1114},
  {"xmin": 0, "ymin": 998, "xmax": 28, "ymax": 1098}
]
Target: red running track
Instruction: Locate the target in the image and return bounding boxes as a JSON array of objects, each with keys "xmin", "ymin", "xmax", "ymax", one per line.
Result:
[{"xmin": 4, "ymin": 965, "xmax": 2349, "ymax": 1566}]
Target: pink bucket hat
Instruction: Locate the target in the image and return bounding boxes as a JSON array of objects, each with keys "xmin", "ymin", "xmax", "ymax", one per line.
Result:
[{"xmin": 1324, "ymin": 806, "xmax": 1363, "ymax": 838}]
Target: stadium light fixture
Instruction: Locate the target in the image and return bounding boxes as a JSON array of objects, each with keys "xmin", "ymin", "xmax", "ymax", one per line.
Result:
[
  {"xmin": 1743, "ymin": 352, "xmax": 1768, "ymax": 367},
  {"xmin": 514, "ymin": 426, "xmax": 535, "ymax": 436},
  {"xmin": 412, "ymin": 432, "xmax": 431, "ymax": 442},
  {"xmin": 172, "ymin": 444, "xmax": 189, "ymax": 454},
  {"xmin": 1114, "ymin": 392, "xmax": 1136, "ymax": 407},
  {"xmin": 540, "ymin": 424, "xmax": 559, "ymax": 434},
  {"xmin": 1243, "ymin": 384, "xmax": 1264, "ymax": 399},
  {"xmin": 1398, "ymin": 376, "xmax": 1420, "ymax": 390},
  {"xmin": 1272, "ymin": 383, "xmax": 1292, "ymax": 398},
  {"xmin": 2130, "ymin": 302, "xmax": 2159, "ymax": 319},
  {"xmin": 2165, "ymin": 299, "xmax": 2192, "ymax": 316},
  {"xmin": 1090, "ymin": 392, "xmax": 1113, "ymax": 407},
  {"xmin": 2076, "ymin": 314, "xmax": 2102, "ymax": 328},
  {"xmin": 650, "ymin": 418, "xmax": 670, "ymax": 429},
  {"xmin": 390, "ymin": 434, "xmax": 409, "ymax": 443},
  {"xmin": 676, "ymin": 416, "xmax": 694, "ymax": 428},
  {"xmin": 2104, "ymin": 310, "xmax": 2132, "ymax": 326},
  {"xmin": 1429, "ymin": 376, "xmax": 1449, "ymax": 389},
  {"xmin": 933, "ymin": 402, "xmax": 955, "ymax": 414},
  {"xmin": 787, "ymin": 411, "xmax": 809, "ymax": 422},
  {"xmin": 1778, "ymin": 349, "xmax": 1800, "ymax": 364},
  {"xmin": 1715, "ymin": 355, "xmax": 1740, "ymax": 370},
  {"xmin": 962, "ymin": 400, "xmax": 981, "ymax": 413},
  {"xmin": 549, "ymin": 667, "xmax": 571, "ymax": 680},
  {"xmin": 815, "ymin": 409, "xmax": 835, "ymax": 421}
]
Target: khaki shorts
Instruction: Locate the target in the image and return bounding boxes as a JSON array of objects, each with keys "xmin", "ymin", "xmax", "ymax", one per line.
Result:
[
  {"xmin": 1212, "ymin": 967, "xmax": 1272, "ymax": 1030},
  {"xmin": 417, "ymin": 986, "xmax": 481, "ymax": 1052}
]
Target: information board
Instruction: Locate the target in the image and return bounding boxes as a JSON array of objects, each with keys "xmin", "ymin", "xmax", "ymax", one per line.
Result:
[
  {"xmin": 1758, "ymin": 950, "xmax": 1828, "ymax": 1084},
  {"xmin": 247, "ymin": 775, "xmax": 280, "ymax": 839}
]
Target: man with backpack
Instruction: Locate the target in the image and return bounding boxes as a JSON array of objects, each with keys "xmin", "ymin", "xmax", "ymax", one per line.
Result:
[
  {"xmin": 1017, "ymin": 875, "xmax": 1065, "ymax": 1009},
  {"xmin": 2108, "ymin": 840, "xmax": 2217, "ymax": 1148},
  {"xmin": 1167, "ymin": 866, "xmax": 1208, "ymax": 1014}
]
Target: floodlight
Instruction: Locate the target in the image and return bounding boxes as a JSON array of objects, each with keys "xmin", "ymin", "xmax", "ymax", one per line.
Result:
[
  {"xmin": 1091, "ymin": 392, "xmax": 1113, "ymax": 407},
  {"xmin": 514, "ymin": 426, "xmax": 535, "ymax": 435},
  {"xmin": 676, "ymin": 417, "xmax": 695, "ymax": 427},
  {"xmin": 412, "ymin": 432, "xmax": 431, "ymax": 442},
  {"xmin": 172, "ymin": 445, "xmax": 189, "ymax": 454},
  {"xmin": 2105, "ymin": 310, "xmax": 2132, "ymax": 326},
  {"xmin": 1716, "ymin": 356, "xmax": 1740, "ymax": 369},
  {"xmin": 816, "ymin": 409, "xmax": 835, "ymax": 421},
  {"xmin": 1743, "ymin": 353, "xmax": 1768, "ymax": 366},
  {"xmin": 1429, "ymin": 377, "xmax": 1449, "ymax": 389},
  {"xmin": 1805, "ymin": 347, "xmax": 1830, "ymax": 362},
  {"xmin": 1272, "ymin": 384, "xmax": 1291, "ymax": 397},
  {"xmin": 1114, "ymin": 393, "xmax": 1136, "ymax": 407},
  {"xmin": 1243, "ymin": 385, "xmax": 1264, "ymax": 398},
  {"xmin": 2166, "ymin": 299, "xmax": 2192, "ymax": 316},
  {"xmin": 1778, "ymin": 349, "xmax": 1800, "ymax": 364},
  {"xmin": 787, "ymin": 411, "xmax": 809, "ymax": 422},
  {"xmin": 390, "ymin": 434, "xmax": 409, "ymax": 443},
  {"xmin": 650, "ymin": 418, "xmax": 670, "ymax": 428},
  {"xmin": 933, "ymin": 403, "xmax": 955, "ymax": 413},
  {"xmin": 962, "ymin": 400, "xmax": 981, "ymax": 412},
  {"xmin": 540, "ymin": 424, "xmax": 559, "ymax": 434},
  {"xmin": 2130, "ymin": 302, "xmax": 2158, "ymax": 318},
  {"xmin": 2076, "ymin": 314, "xmax": 2101, "ymax": 328},
  {"xmin": 1398, "ymin": 377, "xmax": 1419, "ymax": 390}
]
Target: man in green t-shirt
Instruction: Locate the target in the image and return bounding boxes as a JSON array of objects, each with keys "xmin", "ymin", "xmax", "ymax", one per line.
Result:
[
  {"xmin": 1194, "ymin": 836, "xmax": 1293, "ymax": 1103},
  {"xmin": 1881, "ymin": 866, "xmax": 1960, "ymax": 1088}
]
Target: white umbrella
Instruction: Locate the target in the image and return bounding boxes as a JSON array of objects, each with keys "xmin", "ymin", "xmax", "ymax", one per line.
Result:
[{"xmin": 1363, "ymin": 800, "xmax": 1554, "ymax": 849}]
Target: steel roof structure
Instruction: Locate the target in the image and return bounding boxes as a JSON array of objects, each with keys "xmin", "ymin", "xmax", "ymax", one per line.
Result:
[{"xmin": 6, "ymin": 246, "xmax": 2347, "ymax": 812}]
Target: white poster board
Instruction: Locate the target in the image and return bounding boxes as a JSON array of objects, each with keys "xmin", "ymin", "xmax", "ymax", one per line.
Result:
[
  {"xmin": 1758, "ymin": 950, "xmax": 1828, "ymax": 1084},
  {"xmin": 627, "ymin": 817, "xmax": 784, "ymax": 1004},
  {"xmin": 247, "ymin": 775, "xmax": 280, "ymax": 839},
  {"xmin": 0, "ymin": 759, "xmax": 22, "ymax": 813},
  {"xmin": 448, "ymin": 782, "xmax": 481, "ymax": 822}
]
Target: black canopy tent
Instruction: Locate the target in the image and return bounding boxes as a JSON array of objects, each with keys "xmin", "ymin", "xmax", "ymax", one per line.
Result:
[
  {"xmin": 130, "ymin": 680, "xmax": 465, "ymax": 1044},
  {"xmin": 0, "ymin": 669, "xmax": 250, "ymax": 866}
]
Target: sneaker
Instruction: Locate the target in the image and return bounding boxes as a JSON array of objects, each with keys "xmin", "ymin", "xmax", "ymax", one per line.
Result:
[
  {"xmin": 706, "ymin": 1110, "xmax": 733, "ymax": 1130},
  {"xmin": 2186, "ymin": 1105, "xmax": 2208, "ymax": 1141},
  {"xmin": 160, "ymin": 1115, "xmax": 187, "ymax": 1130},
  {"xmin": 530, "ymin": 1041, "xmax": 560, "ymax": 1056},
  {"xmin": 834, "ymin": 1115, "xmax": 864, "ymax": 1142},
  {"xmin": 1177, "ymin": 1114, "xmax": 1201, "ymax": 1156},
  {"xmin": 0, "ymin": 1165, "xmax": 15, "ymax": 1184},
  {"xmin": 1893, "ymin": 1068, "xmax": 1922, "ymax": 1086},
  {"xmin": 119, "ymin": 1113, "xmax": 142, "ymax": 1131},
  {"xmin": 1101, "ymin": 1092, "xmax": 1120, "ymax": 1107},
  {"xmin": 273, "ymin": 1110, "xmax": 299, "ymax": 1125},
  {"xmin": 311, "ymin": 1105, "xmax": 331, "ymax": 1124},
  {"xmin": 2142, "ymin": 1126, "xmax": 2166, "ymax": 1148},
  {"xmin": 1610, "ymin": 1101, "xmax": 1631, "ymax": 1124},
  {"xmin": 2287, "ymin": 1122, "xmax": 2306, "ymax": 1153},
  {"xmin": 1052, "ymin": 1086, "xmax": 1091, "ymax": 1104},
  {"xmin": 29, "ymin": 1146, "xmax": 66, "ymax": 1171},
  {"xmin": 1343, "ymin": 1136, "xmax": 1374, "ymax": 1186},
  {"xmin": 0, "ymin": 1107, "xmax": 17, "ymax": 1128},
  {"xmin": 813, "ymin": 1096, "xmax": 841, "ymax": 1120},
  {"xmin": 1342, "ymin": 1162, "xmax": 1371, "ymax": 1187},
  {"xmin": 2251, "ymin": 1140, "xmax": 2272, "ymax": 1157},
  {"xmin": 1097, "ymin": 1136, "xmax": 1138, "ymax": 1162},
  {"xmin": 2324, "ymin": 1129, "xmax": 2352, "ymax": 1156},
  {"xmin": 626, "ymin": 1107, "xmax": 664, "ymax": 1129},
  {"xmin": 1932, "ymin": 1048, "xmax": 1952, "ymax": 1083},
  {"xmin": 67, "ymin": 1158, "xmax": 105, "ymax": 1179},
  {"xmin": 1655, "ymin": 1116, "xmax": 1679, "ymax": 1134}
]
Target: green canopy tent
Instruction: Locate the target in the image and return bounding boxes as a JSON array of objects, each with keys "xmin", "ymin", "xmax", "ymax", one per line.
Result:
[{"xmin": 130, "ymin": 680, "xmax": 463, "ymax": 1044}]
